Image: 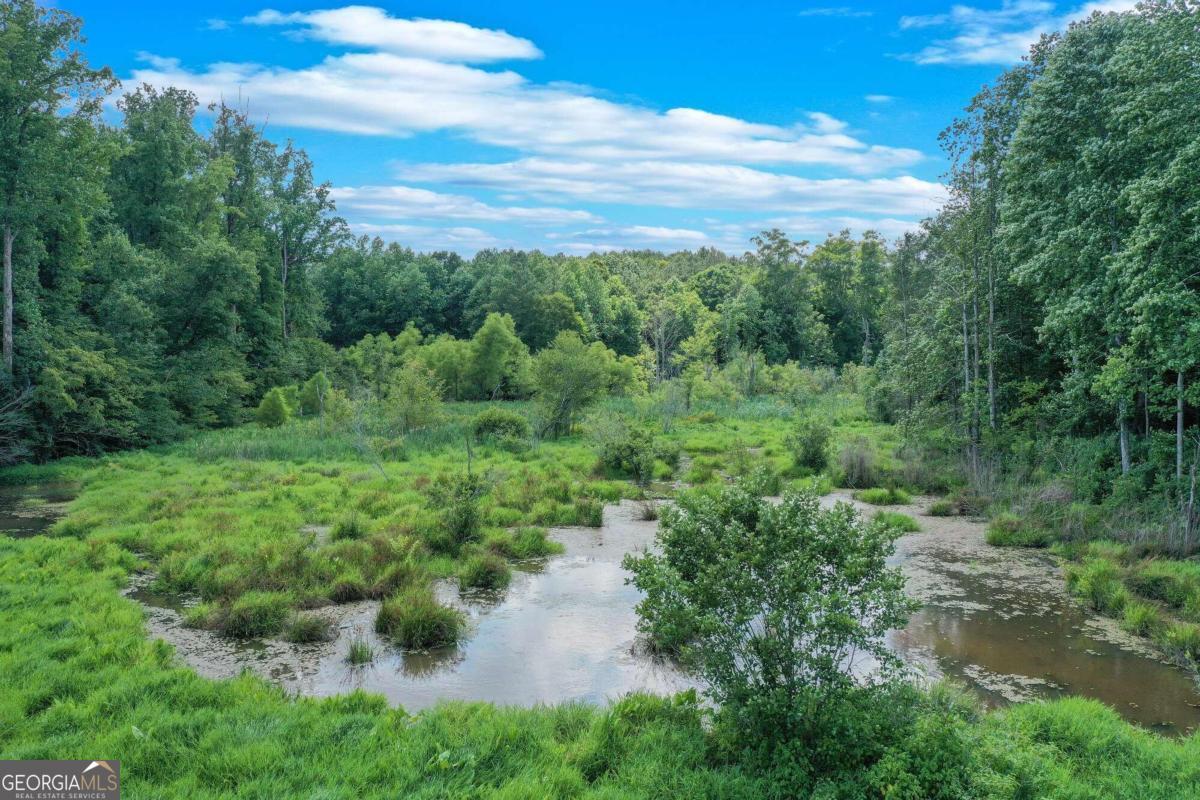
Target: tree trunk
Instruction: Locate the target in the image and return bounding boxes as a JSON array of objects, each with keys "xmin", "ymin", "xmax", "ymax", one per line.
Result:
[
  {"xmin": 1178, "ymin": 370, "xmax": 1186, "ymax": 484},
  {"xmin": 987, "ymin": 253, "xmax": 996, "ymax": 431},
  {"xmin": 2, "ymin": 224, "xmax": 13, "ymax": 379},
  {"xmin": 1118, "ymin": 401, "xmax": 1131, "ymax": 476},
  {"xmin": 280, "ymin": 239, "xmax": 289, "ymax": 343}
]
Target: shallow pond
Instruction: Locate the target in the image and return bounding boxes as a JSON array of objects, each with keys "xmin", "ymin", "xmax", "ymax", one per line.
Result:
[
  {"xmin": 0, "ymin": 483, "xmax": 75, "ymax": 537},
  {"xmin": 120, "ymin": 490, "xmax": 1200, "ymax": 730}
]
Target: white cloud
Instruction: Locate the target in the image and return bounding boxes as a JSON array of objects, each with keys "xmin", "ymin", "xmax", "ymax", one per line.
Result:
[
  {"xmin": 395, "ymin": 159, "xmax": 947, "ymax": 217},
  {"xmin": 900, "ymin": 0, "xmax": 1138, "ymax": 65},
  {"xmin": 864, "ymin": 94, "xmax": 894, "ymax": 103},
  {"xmin": 129, "ymin": 14, "xmax": 923, "ymax": 173},
  {"xmin": 332, "ymin": 185, "xmax": 600, "ymax": 225},
  {"xmin": 244, "ymin": 6, "xmax": 542, "ymax": 62},
  {"xmin": 350, "ymin": 222, "xmax": 502, "ymax": 251}
]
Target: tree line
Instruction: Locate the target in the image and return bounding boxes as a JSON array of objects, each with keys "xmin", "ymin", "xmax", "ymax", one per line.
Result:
[{"xmin": 873, "ymin": 1, "xmax": 1200, "ymax": 518}]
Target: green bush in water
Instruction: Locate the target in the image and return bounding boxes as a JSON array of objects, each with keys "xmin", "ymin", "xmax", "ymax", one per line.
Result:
[
  {"xmin": 376, "ymin": 585, "xmax": 465, "ymax": 649},
  {"xmin": 458, "ymin": 552, "xmax": 512, "ymax": 590}
]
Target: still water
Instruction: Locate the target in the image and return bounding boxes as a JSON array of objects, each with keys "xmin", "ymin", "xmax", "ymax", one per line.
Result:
[{"xmin": 120, "ymin": 492, "xmax": 1200, "ymax": 730}]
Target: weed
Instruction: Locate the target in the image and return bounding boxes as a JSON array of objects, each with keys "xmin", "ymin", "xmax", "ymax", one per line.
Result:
[
  {"xmin": 927, "ymin": 499, "xmax": 957, "ymax": 517},
  {"xmin": 874, "ymin": 511, "xmax": 920, "ymax": 532},
  {"xmin": 347, "ymin": 631, "xmax": 374, "ymax": 665},
  {"xmin": 284, "ymin": 613, "xmax": 336, "ymax": 643},
  {"xmin": 459, "ymin": 553, "xmax": 512, "ymax": 591},
  {"xmin": 854, "ymin": 487, "xmax": 912, "ymax": 506}
]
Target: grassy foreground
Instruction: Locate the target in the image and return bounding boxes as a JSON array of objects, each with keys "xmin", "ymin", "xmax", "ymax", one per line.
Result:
[{"xmin": 2, "ymin": 399, "xmax": 1199, "ymax": 797}]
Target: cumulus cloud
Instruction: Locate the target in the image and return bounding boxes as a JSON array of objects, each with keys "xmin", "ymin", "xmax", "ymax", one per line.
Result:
[
  {"xmin": 900, "ymin": 0, "xmax": 1138, "ymax": 65},
  {"xmin": 130, "ymin": 11, "xmax": 922, "ymax": 173},
  {"xmin": 332, "ymin": 185, "xmax": 601, "ymax": 225},
  {"xmin": 244, "ymin": 6, "xmax": 542, "ymax": 62},
  {"xmin": 395, "ymin": 159, "xmax": 946, "ymax": 217},
  {"xmin": 797, "ymin": 7, "xmax": 874, "ymax": 17}
]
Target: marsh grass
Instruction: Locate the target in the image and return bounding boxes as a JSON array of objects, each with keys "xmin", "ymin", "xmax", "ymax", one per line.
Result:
[
  {"xmin": 347, "ymin": 630, "xmax": 374, "ymax": 665},
  {"xmin": 284, "ymin": 613, "xmax": 336, "ymax": 643},
  {"xmin": 376, "ymin": 586, "xmax": 465, "ymax": 649},
  {"xmin": 458, "ymin": 552, "xmax": 512, "ymax": 591},
  {"xmin": 874, "ymin": 510, "xmax": 920, "ymax": 532},
  {"xmin": 854, "ymin": 487, "xmax": 912, "ymax": 506},
  {"xmin": 1, "ymin": 398, "xmax": 1198, "ymax": 798}
]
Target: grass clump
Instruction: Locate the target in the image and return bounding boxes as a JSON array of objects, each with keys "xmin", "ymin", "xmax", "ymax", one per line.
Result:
[
  {"xmin": 1127, "ymin": 560, "xmax": 1200, "ymax": 610},
  {"xmin": 215, "ymin": 590, "xmax": 293, "ymax": 638},
  {"xmin": 1065, "ymin": 558, "xmax": 1129, "ymax": 616},
  {"xmin": 927, "ymin": 498, "xmax": 957, "ymax": 517},
  {"xmin": 874, "ymin": 510, "xmax": 920, "ymax": 532},
  {"xmin": 458, "ymin": 552, "xmax": 512, "ymax": 591},
  {"xmin": 331, "ymin": 511, "xmax": 369, "ymax": 541},
  {"xmin": 838, "ymin": 437, "xmax": 879, "ymax": 488},
  {"xmin": 1121, "ymin": 600, "xmax": 1163, "ymax": 637},
  {"xmin": 375, "ymin": 585, "xmax": 465, "ymax": 649},
  {"xmin": 347, "ymin": 631, "xmax": 374, "ymax": 665},
  {"xmin": 284, "ymin": 613, "xmax": 336, "ymax": 643},
  {"xmin": 785, "ymin": 418, "xmax": 831, "ymax": 473},
  {"xmin": 471, "ymin": 406, "xmax": 531, "ymax": 442},
  {"xmin": 985, "ymin": 513, "xmax": 1051, "ymax": 547},
  {"xmin": 854, "ymin": 487, "xmax": 911, "ymax": 506}
]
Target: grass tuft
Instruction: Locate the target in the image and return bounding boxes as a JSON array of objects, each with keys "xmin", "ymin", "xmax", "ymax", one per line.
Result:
[{"xmin": 376, "ymin": 585, "xmax": 465, "ymax": 649}]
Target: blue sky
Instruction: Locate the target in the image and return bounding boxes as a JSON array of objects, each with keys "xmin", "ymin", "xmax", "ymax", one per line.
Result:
[{"xmin": 67, "ymin": 0, "xmax": 1135, "ymax": 255}]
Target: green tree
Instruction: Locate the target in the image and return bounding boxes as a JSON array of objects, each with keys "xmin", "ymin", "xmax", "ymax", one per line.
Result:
[
  {"xmin": 0, "ymin": 0, "xmax": 115, "ymax": 379},
  {"xmin": 256, "ymin": 387, "xmax": 292, "ymax": 428},
  {"xmin": 624, "ymin": 487, "xmax": 915, "ymax": 746},
  {"xmin": 532, "ymin": 332, "xmax": 616, "ymax": 437},
  {"xmin": 386, "ymin": 362, "xmax": 443, "ymax": 433},
  {"xmin": 467, "ymin": 313, "xmax": 530, "ymax": 400}
]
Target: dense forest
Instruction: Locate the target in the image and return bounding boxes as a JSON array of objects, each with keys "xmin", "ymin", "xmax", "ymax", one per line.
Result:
[{"xmin": 5, "ymin": 2, "xmax": 1198, "ymax": 535}]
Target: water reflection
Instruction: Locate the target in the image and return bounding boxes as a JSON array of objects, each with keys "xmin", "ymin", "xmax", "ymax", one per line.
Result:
[{"xmin": 0, "ymin": 483, "xmax": 76, "ymax": 537}]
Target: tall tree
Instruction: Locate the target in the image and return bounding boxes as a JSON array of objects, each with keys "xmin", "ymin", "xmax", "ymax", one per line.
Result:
[{"xmin": 0, "ymin": 0, "xmax": 114, "ymax": 380}]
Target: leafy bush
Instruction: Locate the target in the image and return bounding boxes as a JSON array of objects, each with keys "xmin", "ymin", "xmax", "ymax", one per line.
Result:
[
  {"xmin": 986, "ymin": 513, "xmax": 1051, "ymax": 547},
  {"xmin": 625, "ymin": 486, "xmax": 916, "ymax": 749},
  {"xmin": 458, "ymin": 552, "xmax": 512, "ymax": 590},
  {"xmin": 432, "ymin": 472, "xmax": 486, "ymax": 552},
  {"xmin": 255, "ymin": 388, "xmax": 292, "ymax": 428},
  {"xmin": 375, "ymin": 585, "xmax": 465, "ymax": 649},
  {"xmin": 471, "ymin": 407, "xmax": 530, "ymax": 442},
  {"xmin": 854, "ymin": 487, "xmax": 912, "ymax": 506},
  {"xmin": 785, "ymin": 418, "xmax": 832, "ymax": 473},
  {"xmin": 874, "ymin": 510, "xmax": 920, "ymax": 532}
]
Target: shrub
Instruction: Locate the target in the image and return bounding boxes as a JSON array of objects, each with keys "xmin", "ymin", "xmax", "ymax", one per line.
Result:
[
  {"xmin": 634, "ymin": 500, "xmax": 660, "ymax": 521},
  {"xmin": 854, "ymin": 487, "xmax": 912, "ymax": 506},
  {"xmin": 985, "ymin": 513, "xmax": 1051, "ymax": 547},
  {"xmin": 217, "ymin": 591, "xmax": 292, "ymax": 638},
  {"xmin": 625, "ymin": 486, "xmax": 915, "ymax": 748},
  {"xmin": 284, "ymin": 613, "xmax": 335, "ymax": 643},
  {"xmin": 574, "ymin": 497, "xmax": 604, "ymax": 527},
  {"xmin": 874, "ymin": 511, "xmax": 920, "ymax": 532},
  {"xmin": 433, "ymin": 472, "xmax": 486, "ymax": 551},
  {"xmin": 471, "ymin": 407, "xmax": 530, "ymax": 442},
  {"xmin": 298, "ymin": 371, "xmax": 333, "ymax": 417},
  {"xmin": 927, "ymin": 499, "xmax": 957, "ymax": 517},
  {"xmin": 375, "ymin": 585, "xmax": 465, "ymax": 649},
  {"xmin": 459, "ymin": 553, "xmax": 512, "ymax": 591},
  {"xmin": 255, "ymin": 388, "xmax": 292, "ymax": 428},
  {"xmin": 838, "ymin": 437, "xmax": 878, "ymax": 488},
  {"xmin": 591, "ymin": 416, "xmax": 657, "ymax": 485},
  {"xmin": 785, "ymin": 418, "xmax": 832, "ymax": 473}
]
